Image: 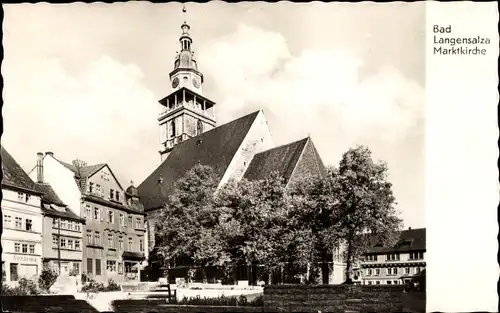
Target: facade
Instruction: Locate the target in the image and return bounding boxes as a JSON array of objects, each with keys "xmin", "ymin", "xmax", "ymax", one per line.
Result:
[
  {"xmin": 359, "ymin": 228, "xmax": 426, "ymax": 286},
  {"xmin": 34, "ymin": 153, "xmax": 85, "ymax": 275},
  {"xmin": 137, "ymin": 15, "xmax": 345, "ymax": 284},
  {"xmin": 28, "ymin": 153, "xmax": 147, "ymax": 284},
  {"xmin": 1, "ymin": 147, "xmax": 44, "ymax": 284}
]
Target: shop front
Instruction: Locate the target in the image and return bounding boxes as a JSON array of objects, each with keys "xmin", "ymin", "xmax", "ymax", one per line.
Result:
[
  {"xmin": 122, "ymin": 251, "xmax": 145, "ymax": 282},
  {"xmin": 2, "ymin": 252, "xmax": 42, "ymax": 283}
]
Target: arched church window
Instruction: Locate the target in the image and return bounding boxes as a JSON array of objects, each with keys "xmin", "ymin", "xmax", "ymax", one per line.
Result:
[
  {"xmin": 171, "ymin": 120, "xmax": 176, "ymax": 138},
  {"xmin": 197, "ymin": 120, "xmax": 203, "ymax": 135}
]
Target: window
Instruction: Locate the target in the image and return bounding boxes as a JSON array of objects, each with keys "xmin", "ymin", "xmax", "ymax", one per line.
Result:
[
  {"xmin": 3, "ymin": 215, "xmax": 11, "ymax": 226},
  {"xmin": 375, "ymin": 269, "xmax": 380, "ymax": 276},
  {"xmin": 171, "ymin": 120, "xmax": 176, "ymax": 137},
  {"xmin": 197, "ymin": 120, "xmax": 203, "ymax": 135},
  {"xmin": 108, "ymin": 234, "xmax": 113, "ymax": 249},
  {"xmin": 136, "ymin": 217, "xmax": 142, "ymax": 229},
  {"xmin": 367, "ymin": 269, "xmax": 372, "ymax": 276},
  {"xmin": 60, "ymin": 220, "xmax": 66, "ymax": 229},
  {"xmin": 85, "ymin": 205, "xmax": 91, "ymax": 218},
  {"xmin": 86, "ymin": 231, "xmax": 93, "ymax": 245},
  {"xmin": 118, "ymin": 262, "xmax": 123, "ymax": 274},
  {"xmin": 393, "ymin": 268, "xmax": 398, "ymax": 275},
  {"xmin": 394, "ymin": 280, "xmax": 399, "ymax": 285},
  {"xmin": 108, "ymin": 210, "xmax": 114, "ymax": 224},
  {"xmin": 68, "ymin": 221, "xmax": 73, "ymax": 230},
  {"xmin": 106, "ymin": 260, "xmax": 117, "ymax": 272},
  {"xmin": 18, "ymin": 192, "xmax": 24, "ymax": 201},
  {"xmin": 404, "ymin": 267, "xmax": 410, "ymax": 275},
  {"xmin": 87, "ymin": 258, "xmax": 93, "ymax": 275},
  {"xmin": 94, "ymin": 207, "xmax": 100, "ymax": 220},
  {"xmin": 415, "ymin": 267, "xmax": 421, "ymax": 274},
  {"xmin": 29, "ymin": 244, "xmax": 35, "ymax": 254},
  {"xmin": 60, "ymin": 239, "xmax": 66, "ymax": 248},
  {"xmin": 15, "ymin": 217, "xmax": 22, "ymax": 229},
  {"xmin": 95, "ymin": 259, "xmax": 101, "ymax": 276},
  {"xmin": 387, "ymin": 281, "xmax": 392, "ymax": 285},
  {"xmin": 376, "ymin": 281, "xmax": 381, "ymax": 285},
  {"xmin": 386, "ymin": 253, "xmax": 400, "ymax": 261},
  {"xmin": 25, "ymin": 194, "xmax": 31, "ymax": 202},
  {"xmin": 68, "ymin": 239, "xmax": 74, "ymax": 250},
  {"xmin": 10, "ymin": 263, "xmax": 18, "ymax": 282},
  {"xmin": 128, "ymin": 238, "xmax": 133, "ymax": 251},
  {"xmin": 367, "ymin": 280, "xmax": 372, "ymax": 285},
  {"xmin": 75, "ymin": 223, "xmax": 81, "ymax": 231},
  {"xmin": 119, "ymin": 237, "xmax": 124, "ymax": 251},
  {"xmin": 14, "ymin": 243, "xmax": 20, "ymax": 253},
  {"xmin": 119, "ymin": 214, "xmax": 125, "ymax": 227},
  {"xmin": 53, "ymin": 218, "xmax": 58, "ymax": 227},
  {"xmin": 110, "ymin": 189, "xmax": 114, "ymax": 199},
  {"xmin": 22, "ymin": 244, "xmax": 28, "ymax": 253},
  {"xmin": 88, "ymin": 182, "xmax": 94, "ymax": 194},
  {"xmin": 73, "ymin": 263, "xmax": 80, "ymax": 275},
  {"xmin": 53, "ymin": 235, "xmax": 58, "ymax": 245},
  {"xmin": 96, "ymin": 184, "xmax": 102, "ymax": 196},
  {"xmin": 94, "ymin": 232, "xmax": 101, "ymax": 245},
  {"xmin": 139, "ymin": 238, "xmax": 144, "ymax": 252},
  {"xmin": 128, "ymin": 216, "xmax": 133, "ymax": 228},
  {"xmin": 115, "ymin": 192, "xmax": 120, "ymax": 202},
  {"xmin": 366, "ymin": 254, "xmax": 377, "ymax": 261},
  {"xmin": 75, "ymin": 240, "xmax": 81, "ymax": 250}
]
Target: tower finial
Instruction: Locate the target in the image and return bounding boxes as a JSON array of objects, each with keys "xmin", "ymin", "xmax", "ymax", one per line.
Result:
[{"xmin": 182, "ymin": 3, "xmax": 186, "ymax": 14}]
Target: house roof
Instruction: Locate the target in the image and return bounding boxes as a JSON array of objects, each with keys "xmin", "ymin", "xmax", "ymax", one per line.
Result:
[
  {"xmin": 35, "ymin": 183, "xmax": 66, "ymax": 207},
  {"xmin": 1, "ymin": 146, "xmax": 41, "ymax": 194},
  {"xmin": 41, "ymin": 203, "xmax": 84, "ymax": 222},
  {"xmin": 243, "ymin": 137, "xmax": 327, "ymax": 184},
  {"xmin": 365, "ymin": 228, "xmax": 426, "ymax": 254},
  {"xmin": 138, "ymin": 110, "xmax": 261, "ymax": 211},
  {"xmin": 243, "ymin": 137, "xmax": 309, "ymax": 182}
]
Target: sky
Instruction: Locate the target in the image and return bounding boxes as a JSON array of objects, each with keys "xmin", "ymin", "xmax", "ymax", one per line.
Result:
[{"xmin": 2, "ymin": 2, "xmax": 425, "ymax": 228}]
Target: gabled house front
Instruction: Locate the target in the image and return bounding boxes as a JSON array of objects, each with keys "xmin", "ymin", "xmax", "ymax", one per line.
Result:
[{"xmin": 28, "ymin": 152, "xmax": 148, "ymax": 284}]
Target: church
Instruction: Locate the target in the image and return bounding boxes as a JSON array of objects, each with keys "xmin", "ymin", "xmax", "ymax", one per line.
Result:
[{"xmin": 137, "ymin": 11, "xmax": 344, "ymax": 284}]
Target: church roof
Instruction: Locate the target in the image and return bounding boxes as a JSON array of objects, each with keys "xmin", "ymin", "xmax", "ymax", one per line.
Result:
[
  {"xmin": 138, "ymin": 110, "xmax": 261, "ymax": 212},
  {"xmin": 1, "ymin": 146, "xmax": 41, "ymax": 194},
  {"xmin": 243, "ymin": 137, "xmax": 327, "ymax": 185}
]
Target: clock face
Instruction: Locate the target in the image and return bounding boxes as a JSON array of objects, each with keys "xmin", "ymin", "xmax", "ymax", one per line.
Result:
[
  {"xmin": 193, "ymin": 78, "xmax": 200, "ymax": 88},
  {"xmin": 172, "ymin": 77, "xmax": 179, "ymax": 88}
]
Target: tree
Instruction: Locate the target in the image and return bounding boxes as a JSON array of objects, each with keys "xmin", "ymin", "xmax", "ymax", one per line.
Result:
[
  {"xmin": 38, "ymin": 267, "xmax": 59, "ymax": 292},
  {"xmin": 216, "ymin": 172, "xmax": 290, "ymax": 285},
  {"xmin": 154, "ymin": 164, "xmax": 225, "ymax": 282},
  {"xmin": 328, "ymin": 146, "xmax": 402, "ymax": 283}
]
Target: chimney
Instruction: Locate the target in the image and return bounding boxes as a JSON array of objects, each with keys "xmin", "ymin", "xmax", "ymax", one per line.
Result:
[
  {"xmin": 45, "ymin": 151, "xmax": 54, "ymax": 157},
  {"xmin": 408, "ymin": 227, "xmax": 412, "ymax": 230},
  {"xmin": 36, "ymin": 152, "xmax": 44, "ymax": 183}
]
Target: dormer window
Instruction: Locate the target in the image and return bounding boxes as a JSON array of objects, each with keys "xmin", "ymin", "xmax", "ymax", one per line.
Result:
[
  {"xmin": 88, "ymin": 182, "xmax": 94, "ymax": 194},
  {"xmin": 115, "ymin": 192, "xmax": 120, "ymax": 202}
]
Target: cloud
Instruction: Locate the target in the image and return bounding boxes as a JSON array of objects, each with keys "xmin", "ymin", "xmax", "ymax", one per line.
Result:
[
  {"xmin": 2, "ymin": 54, "xmax": 159, "ymax": 184},
  {"xmin": 200, "ymin": 24, "xmax": 425, "ymax": 164}
]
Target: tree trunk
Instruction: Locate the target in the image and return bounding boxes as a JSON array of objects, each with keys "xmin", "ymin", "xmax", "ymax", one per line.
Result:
[
  {"xmin": 201, "ymin": 265, "xmax": 207, "ymax": 283},
  {"xmin": 344, "ymin": 239, "xmax": 354, "ymax": 284},
  {"xmin": 306, "ymin": 263, "xmax": 310, "ymax": 284}
]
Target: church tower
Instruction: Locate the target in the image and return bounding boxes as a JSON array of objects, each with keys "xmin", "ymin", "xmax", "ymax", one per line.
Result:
[{"xmin": 158, "ymin": 5, "xmax": 216, "ymax": 162}]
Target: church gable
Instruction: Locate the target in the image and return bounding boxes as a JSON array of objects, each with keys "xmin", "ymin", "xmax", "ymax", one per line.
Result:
[
  {"xmin": 138, "ymin": 110, "xmax": 261, "ymax": 212},
  {"xmin": 243, "ymin": 137, "xmax": 327, "ymax": 187},
  {"xmin": 287, "ymin": 138, "xmax": 327, "ymax": 187}
]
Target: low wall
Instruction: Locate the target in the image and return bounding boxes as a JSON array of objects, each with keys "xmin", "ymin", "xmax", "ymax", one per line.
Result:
[
  {"xmin": 112, "ymin": 300, "xmax": 263, "ymax": 313},
  {"xmin": 0, "ymin": 295, "xmax": 99, "ymax": 313},
  {"xmin": 263, "ymin": 284, "xmax": 406, "ymax": 313}
]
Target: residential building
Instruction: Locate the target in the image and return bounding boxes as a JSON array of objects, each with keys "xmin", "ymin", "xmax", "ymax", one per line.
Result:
[
  {"xmin": 137, "ymin": 14, "xmax": 344, "ymax": 284},
  {"xmin": 34, "ymin": 152, "xmax": 85, "ymax": 275},
  {"xmin": 360, "ymin": 227, "xmax": 426, "ymax": 286},
  {"xmin": 1, "ymin": 147, "xmax": 44, "ymax": 284},
  {"xmin": 28, "ymin": 153, "xmax": 147, "ymax": 284}
]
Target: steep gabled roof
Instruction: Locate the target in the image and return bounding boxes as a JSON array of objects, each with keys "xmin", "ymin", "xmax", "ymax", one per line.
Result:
[
  {"xmin": 1, "ymin": 146, "xmax": 41, "ymax": 194},
  {"xmin": 36, "ymin": 183, "xmax": 66, "ymax": 207},
  {"xmin": 243, "ymin": 137, "xmax": 308, "ymax": 183},
  {"xmin": 243, "ymin": 137, "xmax": 327, "ymax": 185},
  {"xmin": 365, "ymin": 228, "xmax": 426, "ymax": 254},
  {"xmin": 138, "ymin": 110, "xmax": 261, "ymax": 212},
  {"xmin": 41, "ymin": 203, "xmax": 84, "ymax": 222}
]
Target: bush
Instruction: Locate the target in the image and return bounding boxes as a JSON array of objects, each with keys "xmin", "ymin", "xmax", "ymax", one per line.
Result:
[
  {"xmin": 38, "ymin": 268, "xmax": 59, "ymax": 292},
  {"xmin": 173, "ymin": 294, "xmax": 263, "ymax": 307},
  {"xmin": 69, "ymin": 267, "xmax": 79, "ymax": 277},
  {"xmin": 1, "ymin": 278, "xmax": 41, "ymax": 296},
  {"xmin": 106, "ymin": 279, "xmax": 121, "ymax": 291}
]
